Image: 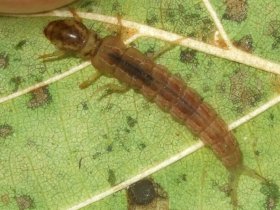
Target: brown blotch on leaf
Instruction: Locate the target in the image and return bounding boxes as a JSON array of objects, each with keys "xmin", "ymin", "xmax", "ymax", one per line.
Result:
[
  {"xmin": 223, "ymin": 0, "xmax": 248, "ymax": 23},
  {"xmin": 233, "ymin": 34, "xmax": 254, "ymax": 52},
  {"xmin": 15, "ymin": 195, "xmax": 35, "ymax": 210},
  {"xmin": 0, "ymin": 53, "xmax": 9, "ymax": 69},
  {"xmin": 0, "ymin": 124, "xmax": 13, "ymax": 139},
  {"xmin": 127, "ymin": 178, "xmax": 169, "ymax": 210},
  {"xmin": 27, "ymin": 86, "xmax": 52, "ymax": 109},
  {"xmin": 260, "ymin": 181, "xmax": 279, "ymax": 210},
  {"xmin": 229, "ymin": 70, "xmax": 264, "ymax": 113},
  {"xmin": 1, "ymin": 194, "xmax": 10, "ymax": 205},
  {"xmin": 271, "ymin": 75, "xmax": 280, "ymax": 94},
  {"xmin": 266, "ymin": 20, "xmax": 280, "ymax": 49}
]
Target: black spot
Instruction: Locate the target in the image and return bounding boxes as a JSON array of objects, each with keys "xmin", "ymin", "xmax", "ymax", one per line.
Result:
[
  {"xmin": 107, "ymin": 169, "xmax": 116, "ymax": 186},
  {"xmin": 15, "ymin": 40, "xmax": 27, "ymax": 50},
  {"xmin": 223, "ymin": 0, "xmax": 248, "ymax": 22},
  {"xmin": 0, "ymin": 53, "xmax": 9, "ymax": 69},
  {"xmin": 27, "ymin": 86, "xmax": 52, "ymax": 109},
  {"xmin": 269, "ymin": 113, "xmax": 275, "ymax": 121},
  {"xmin": 0, "ymin": 124, "xmax": 13, "ymax": 139},
  {"xmin": 124, "ymin": 128, "xmax": 130, "ymax": 133},
  {"xmin": 180, "ymin": 49, "xmax": 197, "ymax": 64},
  {"xmin": 181, "ymin": 174, "xmax": 187, "ymax": 182},
  {"xmin": 10, "ymin": 76, "xmax": 23, "ymax": 92},
  {"xmin": 126, "ymin": 116, "xmax": 137, "ymax": 128},
  {"xmin": 15, "ymin": 194, "xmax": 35, "ymax": 210},
  {"xmin": 78, "ymin": 158, "xmax": 83, "ymax": 169},
  {"xmin": 260, "ymin": 181, "xmax": 279, "ymax": 210},
  {"xmin": 254, "ymin": 150, "xmax": 260, "ymax": 156},
  {"xmin": 81, "ymin": 101, "xmax": 89, "ymax": 110},
  {"xmin": 138, "ymin": 143, "xmax": 146, "ymax": 150},
  {"xmin": 128, "ymin": 179, "xmax": 156, "ymax": 205},
  {"xmin": 106, "ymin": 144, "xmax": 113, "ymax": 152}
]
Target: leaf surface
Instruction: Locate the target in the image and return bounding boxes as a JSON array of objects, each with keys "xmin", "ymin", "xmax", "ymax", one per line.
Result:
[{"xmin": 0, "ymin": 0, "xmax": 279, "ymax": 209}]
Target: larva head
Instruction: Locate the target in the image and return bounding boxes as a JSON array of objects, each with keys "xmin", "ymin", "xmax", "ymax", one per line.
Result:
[{"xmin": 44, "ymin": 19, "xmax": 89, "ymax": 53}]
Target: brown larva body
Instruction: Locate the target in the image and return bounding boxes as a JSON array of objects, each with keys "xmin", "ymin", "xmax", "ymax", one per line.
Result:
[{"xmin": 44, "ymin": 19, "xmax": 242, "ymax": 170}]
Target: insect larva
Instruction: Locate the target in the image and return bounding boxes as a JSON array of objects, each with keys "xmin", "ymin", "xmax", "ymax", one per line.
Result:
[{"xmin": 43, "ymin": 14, "xmax": 266, "ymax": 207}]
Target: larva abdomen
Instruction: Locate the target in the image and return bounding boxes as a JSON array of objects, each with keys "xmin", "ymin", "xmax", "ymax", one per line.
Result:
[{"xmin": 92, "ymin": 36, "xmax": 242, "ymax": 170}]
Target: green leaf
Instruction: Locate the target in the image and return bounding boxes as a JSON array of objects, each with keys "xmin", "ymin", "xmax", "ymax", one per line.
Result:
[{"xmin": 0, "ymin": 0, "xmax": 280, "ymax": 209}]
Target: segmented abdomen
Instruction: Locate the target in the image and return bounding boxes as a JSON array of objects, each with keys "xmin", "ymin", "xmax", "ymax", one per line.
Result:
[{"xmin": 92, "ymin": 36, "xmax": 242, "ymax": 169}]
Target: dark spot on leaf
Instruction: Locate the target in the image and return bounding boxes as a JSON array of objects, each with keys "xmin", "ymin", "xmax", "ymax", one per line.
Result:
[
  {"xmin": 159, "ymin": 3, "xmax": 214, "ymax": 41},
  {"xmin": 260, "ymin": 181, "xmax": 279, "ymax": 210},
  {"xmin": 92, "ymin": 152, "xmax": 101, "ymax": 159},
  {"xmin": 138, "ymin": 143, "xmax": 146, "ymax": 150},
  {"xmin": 202, "ymin": 84, "xmax": 210, "ymax": 92},
  {"xmin": 0, "ymin": 53, "xmax": 9, "ymax": 69},
  {"xmin": 223, "ymin": 0, "xmax": 248, "ymax": 22},
  {"xmin": 0, "ymin": 124, "xmax": 13, "ymax": 139},
  {"xmin": 233, "ymin": 34, "xmax": 254, "ymax": 52},
  {"xmin": 102, "ymin": 103, "xmax": 113, "ymax": 112},
  {"xmin": 124, "ymin": 127, "xmax": 130, "ymax": 133},
  {"xmin": 106, "ymin": 144, "xmax": 113, "ymax": 152},
  {"xmin": 15, "ymin": 194, "xmax": 35, "ymax": 210},
  {"xmin": 254, "ymin": 150, "xmax": 260, "ymax": 156},
  {"xmin": 81, "ymin": 101, "xmax": 88, "ymax": 110},
  {"xmin": 111, "ymin": 1, "xmax": 122, "ymax": 14},
  {"xmin": 15, "ymin": 40, "xmax": 27, "ymax": 50},
  {"xmin": 128, "ymin": 179, "xmax": 156, "ymax": 205},
  {"xmin": 146, "ymin": 9, "xmax": 158, "ymax": 25},
  {"xmin": 266, "ymin": 20, "xmax": 280, "ymax": 49},
  {"xmin": 10, "ymin": 76, "xmax": 23, "ymax": 92},
  {"xmin": 269, "ymin": 113, "xmax": 275, "ymax": 121},
  {"xmin": 126, "ymin": 116, "xmax": 137, "ymax": 128},
  {"xmin": 27, "ymin": 86, "xmax": 52, "ymax": 109},
  {"xmin": 78, "ymin": 158, "xmax": 83, "ymax": 169},
  {"xmin": 1, "ymin": 194, "xmax": 10, "ymax": 205},
  {"xmin": 181, "ymin": 174, "xmax": 187, "ymax": 182},
  {"xmin": 216, "ymin": 81, "xmax": 227, "ymax": 94},
  {"xmin": 107, "ymin": 169, "xmax": 116, "ymax": 186},
  {"xmin": 180, "ymin": 49, "xmax": 197, "ymax": 64}
]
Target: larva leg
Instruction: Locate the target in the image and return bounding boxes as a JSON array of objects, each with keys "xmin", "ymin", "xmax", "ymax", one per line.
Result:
[
  {"xmin": 79, "ymin": 72, "xmax": 102, "ymax": 89},
  {"xmin": 38, "ymin": 50, "xmax": 66, "ymax": 62},
  {"xmin": 69, "ymin": 8, "xmax": 83, "ymax": 23},
  {"xmin": 151, "ymin": 43, "xmax": 176, "ymax": 60},
  {"xmin": 151, "ymin": 37, "xmax": 187, "ymax": 60},
  {"xmin": 97, "ymin": 83, "xmax": 129, "ymax": 100}
]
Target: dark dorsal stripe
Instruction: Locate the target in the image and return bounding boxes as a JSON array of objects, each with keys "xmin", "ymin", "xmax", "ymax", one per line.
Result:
[{"xmin": 108, "ymin": 52, "xmax": 154, "ymax": 85}]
